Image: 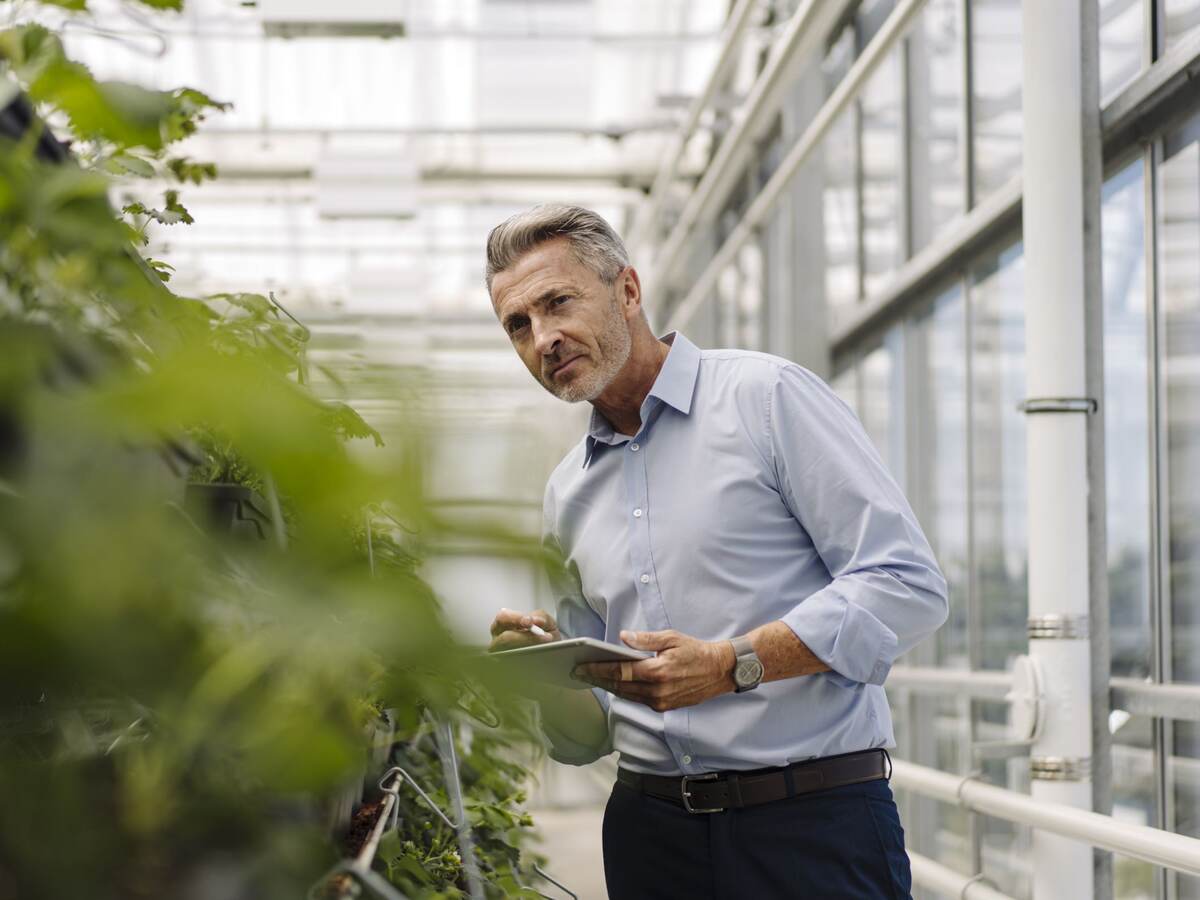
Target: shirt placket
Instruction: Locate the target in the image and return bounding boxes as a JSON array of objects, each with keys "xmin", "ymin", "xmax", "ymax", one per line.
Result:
[{"xmin": 622, "ymin": 407, "xmax": 699, "ymax": 773}]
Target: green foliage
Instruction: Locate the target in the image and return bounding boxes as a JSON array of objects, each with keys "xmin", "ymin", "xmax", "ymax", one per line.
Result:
[
  {"xmin": 0, "ymin": 3, "xmax": 547, "ymax": 898},
  {"xmin": 371, "ymin": 720, "xmax": 547, "ymax": 900}
]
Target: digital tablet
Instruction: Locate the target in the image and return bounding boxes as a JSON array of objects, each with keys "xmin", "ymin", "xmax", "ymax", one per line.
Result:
[{"xmin": 489, "ymin": 638, "xmax": 653, "ymax": 691}]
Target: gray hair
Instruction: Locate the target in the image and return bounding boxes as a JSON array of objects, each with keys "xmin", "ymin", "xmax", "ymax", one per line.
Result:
[{"xmin": 485, "ymin": 204, "xmax": 630, "ymax": 293}]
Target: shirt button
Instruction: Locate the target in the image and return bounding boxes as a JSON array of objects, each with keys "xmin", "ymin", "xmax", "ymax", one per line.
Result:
[
  {"xmin": 639, "ymin": 574, "xmax": 650, "ymax": 584},
  {"xmin": 682, "ymin": 755, "xmax": 692, "ymax": 765},
  {"xmin": 630, "ymin": 443, "xmax": 640, "ymax": 451},
  {"xmin": 633, "ymin": 508, "xmax": 643, "ymax": 518}
]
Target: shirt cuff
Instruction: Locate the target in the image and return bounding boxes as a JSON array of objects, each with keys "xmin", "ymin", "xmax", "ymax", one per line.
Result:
[
  {"xmin": 539, "ymin": 688, "xmax": 612, "ymax": 767},
  {"xmin": 781, "ymin": 588, "xmax": 899, "ymax": 686}
]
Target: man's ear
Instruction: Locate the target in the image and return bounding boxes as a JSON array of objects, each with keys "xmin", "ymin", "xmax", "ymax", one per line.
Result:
[{"xmin": 619, "ymin": 267, "xmax": 643, "ymax": 320}]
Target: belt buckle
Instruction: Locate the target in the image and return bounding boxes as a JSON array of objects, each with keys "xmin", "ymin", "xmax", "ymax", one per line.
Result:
[{"xmin": 680, "ymin": 772, "xmax": 722, "ymax": 814}]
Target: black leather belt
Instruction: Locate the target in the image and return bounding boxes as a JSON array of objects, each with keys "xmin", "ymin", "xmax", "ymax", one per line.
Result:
[{"xmin": 617, "ymin": 748, "xmax": 891, "ymax": 814}]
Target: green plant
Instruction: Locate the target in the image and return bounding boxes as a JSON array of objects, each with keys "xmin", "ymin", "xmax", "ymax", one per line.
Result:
[{"xmin": 0, "ymin": 3, "xmax": 548, "ymax": 898}]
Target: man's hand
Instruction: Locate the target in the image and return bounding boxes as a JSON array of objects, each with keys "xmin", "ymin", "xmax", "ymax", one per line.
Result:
[
  {"xmin": 574, "ymin": 629, "xmax": 736, "ymax": 712},
  {"xmin": 488, "ymin": 608, "xmax": 561, "ymax": 652}
]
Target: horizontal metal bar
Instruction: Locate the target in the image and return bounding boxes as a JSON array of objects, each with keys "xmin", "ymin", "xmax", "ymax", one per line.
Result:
[
  {"xmin": 830, "ymin": 174, "xmax": 1022, "ymax": 355},
  {"xmin": 889, "ymin": 667, "xmax": 1200, "ymax": 723},
  {"xmin": 665, "ymin": 0, "xmax": 929, "ymax": 332},
  {"xmin": 1110, "ymin": 677, "xmax": 1200, "ymax": 722},
  {"xmin": 891, "ymin": 759, "xmax": 1200, "ymax": 877},
  {"xmin": 1102, "ymin": 27, "xmax": 1200, "ymax": 158},
  {"xmin": 908, "ymin": 851, "xmax": 1017, "ymax": 900},
  {"xmin": 887, "ymin": 665, "xmax": 1012, "ymax": 700},
  {"xmin": 829, "ymin": 27, "xmax": 1200, "ymax": 359}
]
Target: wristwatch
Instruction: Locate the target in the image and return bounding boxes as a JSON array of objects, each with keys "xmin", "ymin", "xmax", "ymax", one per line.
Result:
[{"xmin": 729, "ymin": 635, "xmax": 764, "ymax": 693}]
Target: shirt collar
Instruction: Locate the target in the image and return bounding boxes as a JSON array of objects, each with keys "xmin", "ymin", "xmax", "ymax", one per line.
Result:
[{"xmin": 582, "ymin": 331, "xmax": 700, "ymax": 468}]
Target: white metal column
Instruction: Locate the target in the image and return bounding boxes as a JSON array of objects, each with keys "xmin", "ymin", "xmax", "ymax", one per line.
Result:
[{"xmin": 1019, "ymin": 2, "xmax": 1102, "ymax": 899}]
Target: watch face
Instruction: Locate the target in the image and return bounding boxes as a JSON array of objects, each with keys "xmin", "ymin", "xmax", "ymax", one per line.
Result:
[{"xmin": 736, "ymin": 659, "xmax": 764, "ymax": 687}]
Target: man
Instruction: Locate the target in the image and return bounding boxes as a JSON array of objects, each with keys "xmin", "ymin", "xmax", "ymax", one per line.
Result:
[{"xmin": 486, "ymin": 204, "xmax": 946, "ymax": 899}]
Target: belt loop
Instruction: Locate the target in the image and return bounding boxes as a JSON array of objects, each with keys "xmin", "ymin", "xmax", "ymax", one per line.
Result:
[{"xmin": 727, "ymin": 772, "xmax": 743, "ymax": 807}]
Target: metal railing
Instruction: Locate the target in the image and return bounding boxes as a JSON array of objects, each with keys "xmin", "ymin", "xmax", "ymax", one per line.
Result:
[{"xmin": 891, "ymin": 759, "xmax": 1200, "ymax": 878}]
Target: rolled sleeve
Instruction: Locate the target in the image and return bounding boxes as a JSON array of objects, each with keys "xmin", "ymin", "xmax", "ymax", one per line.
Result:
[{"xmin": 768, "ymin": 365, "xmax": 948, "ymax": 685}]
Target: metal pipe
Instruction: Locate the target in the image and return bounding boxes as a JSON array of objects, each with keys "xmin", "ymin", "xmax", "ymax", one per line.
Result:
[
  {"xmin": 886, "ymin": 665, "xmax": 1012, "ymax": 700},
  {"xmin": 890, "ymin": 759, "xmax": 1200, "ymax": 878},
  {"xmin": 629, "ymin": 0, "xmax": 761, "ymax": 249},
  {"xmin": 663, "ymin": 0, "xmax": 929, "ymax": 332},
  {"xmin": 907, "ymin": 851, "xmax": 1017, "ymax": 900},
  {"xmin": 645, "ymin": 0, "xmax": 854, "ymax": 293},
  {"xmin": 1020, "ymin": 2, "xmax": 1101, "ymax": 896}
]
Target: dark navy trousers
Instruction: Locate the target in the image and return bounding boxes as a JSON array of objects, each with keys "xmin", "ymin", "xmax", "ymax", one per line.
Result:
[{"xmin": 602, "ymin": 775, "xmax": 912, "ymax": 899}]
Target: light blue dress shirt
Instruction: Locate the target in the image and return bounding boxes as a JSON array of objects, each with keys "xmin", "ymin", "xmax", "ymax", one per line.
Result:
[{"xmin": 540, "ymin": 332, "xmax": 948, "ymax": 776}]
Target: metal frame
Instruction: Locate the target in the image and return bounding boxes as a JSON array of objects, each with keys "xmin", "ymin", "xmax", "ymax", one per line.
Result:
[{"xmin": 891, "ymin": 759, "xmax": 1200, "ymax": 878}]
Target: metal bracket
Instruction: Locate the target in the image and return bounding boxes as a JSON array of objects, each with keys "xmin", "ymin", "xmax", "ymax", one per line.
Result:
[
  {"xmin": 1017, "ymin": 396, "xmax": 1098, "ymax": 414},
  {"xmin": 1027, "ymin": 614, "xmax": 1090, "ymax": 640},
  {"xmin": 1030, "ymin": 756, "xmax": 1092, "ymax": 781}
]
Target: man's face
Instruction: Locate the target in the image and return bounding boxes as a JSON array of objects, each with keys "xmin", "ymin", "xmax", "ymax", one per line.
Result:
[{"xmin": 491, "ymin": 237, "xmax": 633, "ymax": 403}]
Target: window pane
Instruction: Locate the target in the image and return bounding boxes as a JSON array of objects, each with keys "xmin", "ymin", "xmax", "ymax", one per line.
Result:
[
  {"xmin": 909, "ymin": 0, "xmax": 965, "ymax": 252},
  {"xmin": 1160, "ymin": 124, "xmax": 1200, "ymax": 686},
  {"xmin": 1165, "ymin": 0, "xmax": 1200, "ymax": 51},
  {"xmin": 1102, "ymin": 158, "xmax": 1152, "ymax": 680},
  {"xmin": 1100, "ymin": 0, "xmax": 1144, "ymax": 104},
  {"xmin": 970, "ymin": 0, "xmax": 1023, "ymax": 202},
  {"xmin": 830, "ymin": 366, "xmax": 859, "ymax": 413},
  {"xmin": 821, "ymin": 20, "xmax": 860, "ymax": 326},
  {"xmin": 861, "ymin": 49, "xmax": 904, "ymax": 295},
  {"xmin": 971, "ymin": 243, "xmax": 1027, "ymax": 671},
  {"xmin": 1111, "ymin": 714, "xmax": 1157, "ymax": 900},
  {"xmin": 912, "ymin": 287, "xmax": 969, "ymax": 668},
  {"xmin": 861, "ymin": 333, "xmax": 905, "ymax": 481}
]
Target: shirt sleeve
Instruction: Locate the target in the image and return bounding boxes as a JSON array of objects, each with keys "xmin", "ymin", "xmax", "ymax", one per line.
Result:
[
  {"xmin": 538, "ymin": 488, "xmax": 613, "ymax": 766},
  {"xmin": 768, "ymin": 365, "xmax": 949, "ymax": 686}
]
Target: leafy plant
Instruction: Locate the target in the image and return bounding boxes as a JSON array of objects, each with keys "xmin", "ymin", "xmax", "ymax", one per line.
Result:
[{"xmin": 0, "ymin": 2, "xmax": 549, "ymax": 898}]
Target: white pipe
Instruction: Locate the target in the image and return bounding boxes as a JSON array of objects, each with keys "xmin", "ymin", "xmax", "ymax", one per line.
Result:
[
  {"xmin": 887, "ymin": 665, "xmax": 1012, "ymax": 699},
  {"xmin": 645, "ymin": 0, "xmax": 849, "ymax": 293},
  {"xmin": 908, "ymin": 851, "xmax": 1017, "ymax": 900},
  {"xmin": 663, "ymin": 0, "xmax": 929, "ymax": 332},
  {"xmin": 1020, "ymin": 1, "xmax": 1096, "ymax": 897},
  {"xmin": 891, "ymin": 760, "xmax": 1200, "ymax": 878},
  {"xmin": 629, "ymin": 0, "xmax": 761, "ymax": 250}
]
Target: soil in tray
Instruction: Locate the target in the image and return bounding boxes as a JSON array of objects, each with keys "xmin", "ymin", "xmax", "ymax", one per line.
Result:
[{"xmin": 342, "ymin": 800, "xmax": 384, "ymax": 859}]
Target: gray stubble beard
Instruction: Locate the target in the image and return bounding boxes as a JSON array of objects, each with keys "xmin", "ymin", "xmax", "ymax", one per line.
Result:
[{"xmin": 546, "ymin": 293, "xmax": 632, "ymax": 403}]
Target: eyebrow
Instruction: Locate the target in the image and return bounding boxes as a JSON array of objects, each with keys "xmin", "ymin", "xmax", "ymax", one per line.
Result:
[{"xmin": 501, "ymin": 288, "xmax": 573, "ymax": 331}]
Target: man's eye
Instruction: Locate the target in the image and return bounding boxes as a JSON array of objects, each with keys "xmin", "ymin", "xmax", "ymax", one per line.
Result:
[
  {"xmin": 507, "ymin": 320, "xmax": 528, "ymax": 335},
  {"xmin": 551, "ymin": 296, "xmax": 570, "ymax": 307}
]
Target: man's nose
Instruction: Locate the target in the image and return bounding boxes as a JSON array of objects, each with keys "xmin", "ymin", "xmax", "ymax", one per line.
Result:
[{"xmin": 531, "ymin": 319, "xmax": 562, "ymax": 358}]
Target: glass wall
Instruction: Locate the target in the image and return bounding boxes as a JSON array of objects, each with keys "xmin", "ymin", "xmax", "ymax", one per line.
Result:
[{"xmin": 970, "ymin": 0, "xmax": 1023, "ymax": 201}]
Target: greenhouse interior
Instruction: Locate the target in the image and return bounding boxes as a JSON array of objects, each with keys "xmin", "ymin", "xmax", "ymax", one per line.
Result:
[{"xmin": 2, "ymin": 0, "xmax": 1200, "ymax": 898}]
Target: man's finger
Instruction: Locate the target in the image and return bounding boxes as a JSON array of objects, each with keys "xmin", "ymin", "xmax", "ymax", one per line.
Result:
[
  {"xmin": 620, "ymin": 629, "xmax": 678, "ymax": 652},
  {"xmin": 576, "ymin": 660, "xmax": 658, "ymax": 682}
]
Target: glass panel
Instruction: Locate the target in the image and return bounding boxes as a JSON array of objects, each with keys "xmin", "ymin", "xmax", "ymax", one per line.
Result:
[
  {"xmin": 908, "ymin": 0, "xmax": 965, "ymax": 253},
  {"xmin": 1111, "ymin": 714, "xmax": 1157, "ymax": 900},
  {"xmin": 860, "ymin": 48, "xmax": 904, "ymax": 295},
  {"xmin": 1100, "ymin": 0, "xmax": 1144, "ymax": 104},
  {"xmin": 821, "ymin": 26, "xmax": 859, "ymax": 325},
  {"xmin": 1165, "ymin": 0, "xmax": 1200, "ymax": 51},
  {"xmin": 1160, "ymin": 122, "xmax": 1200, "ymax": 685},
  {"xmin": 971, "ymin": 243, "xmax": 1027, "ymax": 671},
  {"xmin": 912, "ymin": 287, "xmax": 970, "ymax": 668},
  {"xmin": 830, "ymin": 366, "xmax": 859, "ymax": 413},
  {"xmin": 861, "ymin": 336, "xmax": 904, "ymax": 481},
  {"xmin": 976, "ymin": 698, "xmax": 1032, "ymax": 898},
  {"xmin": 970, "ymin": 0, "xmax": 1023, "ymax": 202},
  {"xmin": 1102, "ymin": 158, "xmax": 1153, "ymax": 680}
]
